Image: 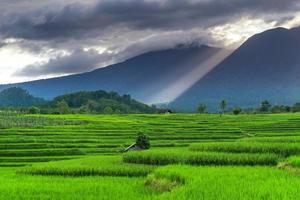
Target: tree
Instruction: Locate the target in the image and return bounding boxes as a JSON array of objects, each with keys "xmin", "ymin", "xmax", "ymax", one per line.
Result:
[
  {"xmin": 197, "ymin": 104, "xmax": 207, "ymax": 113},
  {"xmin": 219, "ymin": 100, "xmax": 227, "ymax": 115},
  {"xmin": 56, "ymin": 100, "xmax": 70, "ymax": 114},
  {"xmin": 86, "ymin": 100, "xmax": 98, "ymax": 113},
  {"xmin": 292, "ymin": 103, "xmax": 300, "ymax": 112},
  {"xmin": 103, "ymin": 106, "xmax": 113, "ymax": 114},
  {"xmin": 114, "ymin": 109, "xmax": 122, "ymax": 114},
  {"xmin": 260, "ymin": 100, "xmax": 271, "ymax": 113},
  {"xmin": 271, "ymin": 105, "xmax": 291, "ymax": 113},
  {"xmin": 233, "ymin": 107, "xmax": 242, "ymax": 115},
  {"xmin": 136, "ymin": 133, "xmax": 150, "ymax": 149},
  {"xmin": 28, "ymin": 106, "xmax": 40, "ymax": 114}
]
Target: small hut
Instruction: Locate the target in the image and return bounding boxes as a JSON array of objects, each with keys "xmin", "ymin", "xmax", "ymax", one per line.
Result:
[
  {"xmin": 158, "ymin": 109, "xmax": 173, "ymax": 114},
  {"xmin": 122, "ymin": 143, "xmax": 142, "ymax": 152}
]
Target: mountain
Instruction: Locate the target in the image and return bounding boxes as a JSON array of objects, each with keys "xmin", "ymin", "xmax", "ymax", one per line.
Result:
[
  {"xmin": 171, "ymin": 27, "xmax": 300, "ymax": 111},
  {"xmin": 0, "ymin": 87, "xmax": 45, "ymax": 107},
  {"xmin": 0, "ymin": 45, "xmax": 222, "ymax": 104},
  {"xmin": 1, "ymin": 27, "xmax": 300, "ymax": 112}
]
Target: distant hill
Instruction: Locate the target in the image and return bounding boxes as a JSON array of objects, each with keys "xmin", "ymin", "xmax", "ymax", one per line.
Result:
[
  {"xmin": 0, "ymin": 87, "xmax": 157, "ymax": 113},
  {"xmin": 171, "ymin": 27, "xmax": 300, "ymax": 111},
  {"xmin": 0, "ymin": 87, "xmax": 45, "ymax": 107},
  {"xmin": 46, "ymin": 90, "xmax": 157, "ymax": 114},
  {"xmin": 0, "ymin": 45, "xmax": 222, "ymax": 104}
]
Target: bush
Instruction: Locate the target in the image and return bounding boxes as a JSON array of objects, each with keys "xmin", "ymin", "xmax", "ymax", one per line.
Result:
[
  {"xmin": 197, "ymin": 104, "xmax": 207, "ymax": 113},
  {"xmin": 136, "ymin": 133, "xmax": 150, "ymax": 149},
  {"xmin": 28, "ymin": 106, "xmax": 40, "ymax": 114},
  {"xmin": 103, "ymin": 106, "xmax": 113, "ymax": 114},
  {"xmin": 233, "ymin": 107, "xmax": 242, "ymax": 115}
]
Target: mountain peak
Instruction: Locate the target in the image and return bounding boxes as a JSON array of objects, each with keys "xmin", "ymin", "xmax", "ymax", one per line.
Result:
[{"xmin": 171, "ymin": 26, "xmax": 300, "ymax": 111}]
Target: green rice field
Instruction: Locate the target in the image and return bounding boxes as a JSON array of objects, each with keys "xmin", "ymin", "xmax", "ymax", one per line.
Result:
[{"xmin": 1, "ymin": 113, "xmax": 300, "ymax": 199}]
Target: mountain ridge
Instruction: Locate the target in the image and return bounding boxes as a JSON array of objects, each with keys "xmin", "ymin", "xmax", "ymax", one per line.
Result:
[
  {"xmin": 170, "ymin": 26, "xmax": 300, "ymax": 111},
  {"xmin": 0, "ymin": 45, "xmax": 222, "ymax": 104}
]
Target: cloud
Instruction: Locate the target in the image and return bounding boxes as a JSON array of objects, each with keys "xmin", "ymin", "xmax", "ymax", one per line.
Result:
[
  {"xmin": 0, "ymin": 0, "xmax": 300, "ymax": 83},
  {"xmin": 14, "ymin": 30, "xmax": 212, "ymax": 77},
  {"xmin": 0, "ymin": 0, "xmax": 299, "ymax": 41},
  {"xmin": 14, "ymin": 49, "xmax": 112, "ymax": 76}
]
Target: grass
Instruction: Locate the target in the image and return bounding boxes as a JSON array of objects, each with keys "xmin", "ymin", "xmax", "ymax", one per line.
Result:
[
  {"xmin": 0, "ymin": 112, "xmax": 87, "ymax": 128},
  {"xmin": 190, "ymin": 142, "xmax": 300, "ymax": 156},
  {"xmin": 149, "ymin": 165, "xmax": 300, "ymax": 200},
  {"xmin": 123, "ymin": 148, "xmax": 280, "ymax": 166},
  {"xmin": 20, "ymin": 156, "xmax": 154, "ymax": 177},
  {"xmin": 0, "ymin": 113, "xmax": 300, "ymax": 199},
  {"xmin": 286, "ymin": 156, "xmax": 300, "ymax": 168},
  {"xmin": 0, "ymin": 168, "xmax": 157, "ymax": 200}
]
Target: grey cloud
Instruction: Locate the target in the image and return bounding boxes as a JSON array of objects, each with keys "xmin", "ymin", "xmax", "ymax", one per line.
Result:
[
  {"xmin": 0, "ymin": 0, "xmax": 299, "ymax": 40},
  {"xmin": 14, "ymin": 30, "xmax": 211, "ymax": 77},
  {"xmin": 3, "ymin": 0, "xmax": 300, "ymax": 81},
  {"xmin": 14, "ymin": 49, "xmax": 113, "ymax": 76}
]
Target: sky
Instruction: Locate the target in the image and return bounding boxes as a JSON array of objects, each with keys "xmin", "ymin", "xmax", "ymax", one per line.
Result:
[{"xmin": 0, "ymin": 0, "xmax": 300, "ymax": 84}]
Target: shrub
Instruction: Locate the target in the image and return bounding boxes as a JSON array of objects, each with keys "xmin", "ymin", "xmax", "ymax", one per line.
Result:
[
  {"xmin": 136, "ymin": 133, "xmax": 150, "ymax": 149},
  {"xmin": 233, "ymin": 107, "xmax": 242, "ymax": 115},
  {"xmin": 103, "ymin": 106, "xmax": 113, "ymax": 114},
  {"xmin": 197, "ymin": 104, "xmax": 207, "ymax": 113},
  {"xmin": 28, "ymin": 106, "xmax": 40, "ymax": 114}
]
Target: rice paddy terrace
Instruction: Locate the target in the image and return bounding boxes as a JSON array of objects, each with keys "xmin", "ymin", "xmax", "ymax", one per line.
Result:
[{"xmin": 2, "ymin": 113, "xmax": 300, "ymax": 199}]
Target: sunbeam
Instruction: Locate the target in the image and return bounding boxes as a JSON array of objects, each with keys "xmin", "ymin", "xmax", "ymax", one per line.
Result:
[{"xmin": 149, "ymin": 48, "xmax": 233, "ymax": 104}]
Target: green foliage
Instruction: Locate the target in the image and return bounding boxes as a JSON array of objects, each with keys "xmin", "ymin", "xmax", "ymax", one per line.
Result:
[
  {"xmin": 20, "ymin": 156, "xmax": 154, "ymax": 177},
  {"xmin": 145, "ymin": 174, "xmax": 181, "ymax": 192},
  {"xmin": 197, "ymin": 103, "xmax": 207, "ymax": 113},
  {"xmin": 0, "ymin": 87, "xmax": 45, "ymax": 108},
  {"xmin": 260, "ymin": 100, "xmax": 272, "ymax": 112},
  {"xmin": 0, "ymin": 168, "xmax": 156, "ymax": 200},
  {"xmin": 271, "ymin": 105, "xmax": 291, "ymax": 113},
  {"xmin": 232, "ymin": 107, "xmax": 242, "ymax": 115},
  {"xmin": 136, "ymin": 133, "xmax": 150, "ymax": 149},
  {"xmin": 0, "ymin": 111, "xmax": 85, "ymax": 128},
  {"xmin": 55, "ymin": 100, "xmax": 71, "ymax": 114},
  {"xmin": 219, "ymin": 100, "xmax": 227, "ymax": 114},
  {"xmin": 292, "ymin": 103, "xmax": 300, "ymax": 112},
  {"xmin": 149, "ymin": 165, "xmax": 300, "ymax": 200},
  {"xmin": 123, "ymin": 149, "xmax": 279, "ymax": 166},
  {"xmin": 286, "ymin": 156, "xmax": 300, "ymax": 168},
  {"xmin": 0, "ymin": 113, "xmax": 300, "ymax": 199},
  {"xmin": 103, "ymin": 106, "xmax": 114, "ymax": 114},
  {"xmin": 28, "ymin": 106, "xmax": 40, "ymax": 114},
  {"xmin": 190, "ymin": 142, "xmax": 300, "ymax": 156},
  {"xmin": 48, "ymin": 90, "xmax": 157, "ymax": 114}
]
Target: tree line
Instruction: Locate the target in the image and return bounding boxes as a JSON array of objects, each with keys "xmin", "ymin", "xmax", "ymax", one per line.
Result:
[
  {"xmin": 0, "ymin": 87, "xmax": 158, "ymax": 114},
  {"xmin": 197, "ymin": 100, "xmax": 300, "ymax": 115}
]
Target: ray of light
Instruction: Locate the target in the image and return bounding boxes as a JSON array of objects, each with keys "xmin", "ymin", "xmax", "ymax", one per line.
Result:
[{"xmin": 148, "ymin": 48, "xmax": 233, "ymax": 104}]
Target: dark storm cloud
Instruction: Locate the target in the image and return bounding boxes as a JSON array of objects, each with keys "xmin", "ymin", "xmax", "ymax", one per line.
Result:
[
  {"xmin": 0, "ymin": 0, "xmax": 299, "ymax": 40},
  {"xmin": 1, "ymin": 0, "xmax": 300, "ymax": 80}
]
